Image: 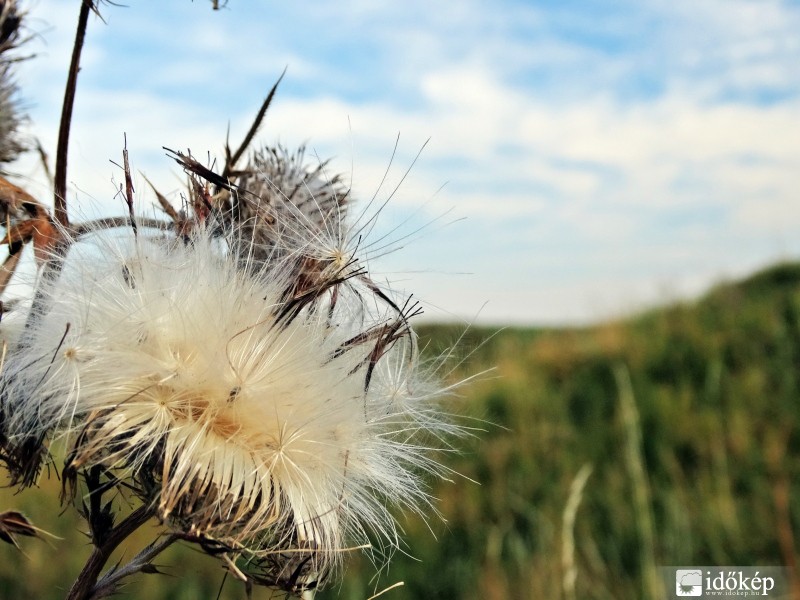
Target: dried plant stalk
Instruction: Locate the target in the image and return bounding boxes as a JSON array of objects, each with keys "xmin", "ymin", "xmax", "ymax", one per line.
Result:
[
  {"xmin": 561, "ymin": 463, "xmax": 592, "ymax": 600},
  {"xmin": 614, "ymin": 364, "xmax": 663, "ymax": 600}
]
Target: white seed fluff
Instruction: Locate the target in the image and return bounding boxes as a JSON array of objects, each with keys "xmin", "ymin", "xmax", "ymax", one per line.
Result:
[{"xmin": 2, "ymin": 225, "xmax": 451, "ymax": 578}]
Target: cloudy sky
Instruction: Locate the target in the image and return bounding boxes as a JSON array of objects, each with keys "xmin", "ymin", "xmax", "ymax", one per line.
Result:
[{"xmin": 10, "ymin": 0, "xmax": 800, "ymax": 325}]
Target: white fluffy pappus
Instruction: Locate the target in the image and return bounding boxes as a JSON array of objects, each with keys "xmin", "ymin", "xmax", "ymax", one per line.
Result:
[{"xmin": 1, "ymin": 223, "xmax": 456, "ymax": 588}]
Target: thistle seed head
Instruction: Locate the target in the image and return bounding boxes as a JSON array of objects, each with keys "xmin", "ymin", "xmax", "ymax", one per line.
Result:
[{"xmin": 0, "ymin": 149, "xmax": 459, "ymax": 591}]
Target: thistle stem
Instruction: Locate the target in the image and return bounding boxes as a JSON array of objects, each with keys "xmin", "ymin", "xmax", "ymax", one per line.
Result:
[
  {"xmin": 65, "ymin": 505, "xmax": 154, "ymax": 600},
  {"xmin": 54, "ymin": 0, "xmax": 94, "ymax": 228},
  {"xmin": 22, "ymin": 0, "xmax": 94, "ymax": 334},
  {"xmin": 91, "ymin": 533, "xmax": 179, "ymax": 598},
  {"xmin": 72, "ymin": 216, "xmax": 170, "ymax": 237}
]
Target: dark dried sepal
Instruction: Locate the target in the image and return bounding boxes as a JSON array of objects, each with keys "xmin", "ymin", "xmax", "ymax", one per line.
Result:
[
  {"xmin": 0, "ymin": 510, "xmax": 40, "ymax": 547},
  {"xmin": 0, "ymin": 430, "xmax": 50, "ymax": 488},
  {"xmin": 246, "ymin": 544, "xmax": 327, "ymax": 596}
]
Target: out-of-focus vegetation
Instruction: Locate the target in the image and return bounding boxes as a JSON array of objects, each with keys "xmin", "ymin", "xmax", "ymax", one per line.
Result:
[{"xmin": 2, "ymin": 262, "xmax": 799, "ymax": 599}]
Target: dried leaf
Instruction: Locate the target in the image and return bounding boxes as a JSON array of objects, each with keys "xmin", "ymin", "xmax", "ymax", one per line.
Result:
[
  {"xmin": 0, "ymin": 175, "xmax": 59, "ymax": 264},
  {"xmin": 0, "ymin": 175, "xmax": 40, "ymax": 222},
  {"xmin": 30, "ymin": 215, "xmax": 58, "ymax": 264}
]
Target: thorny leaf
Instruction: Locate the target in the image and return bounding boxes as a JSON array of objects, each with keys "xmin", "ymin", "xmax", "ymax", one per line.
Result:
[
  {"xmin": 88, "ymin": 495, "xmax": 116, "ymax": 547},
  {"xmin": 140, "ymin": 563, "xmax": 169, "ymax": 576}
]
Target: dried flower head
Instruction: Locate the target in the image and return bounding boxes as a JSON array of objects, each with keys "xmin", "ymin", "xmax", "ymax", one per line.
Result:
[
  {"xmin": 223, "ymin": 145, "xmax": 350, "ymax": 264},
  {"xmin": 1, "ymin": 148, "xmax": 458, "ymax": 593},
  {"xmin": 0, "ymin": 0, "xmax": 26, "ymax": 168}
]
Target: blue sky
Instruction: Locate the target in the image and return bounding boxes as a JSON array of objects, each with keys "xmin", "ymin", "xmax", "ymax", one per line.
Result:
[{"xmin": 11, "ymin": 0, "xmax": 800, "ymax": 324}]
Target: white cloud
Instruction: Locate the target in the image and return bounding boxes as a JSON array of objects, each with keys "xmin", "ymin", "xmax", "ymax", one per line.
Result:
[{"xmin": 7, "ymin": 0, "xmax": 800, "ymax": 324}]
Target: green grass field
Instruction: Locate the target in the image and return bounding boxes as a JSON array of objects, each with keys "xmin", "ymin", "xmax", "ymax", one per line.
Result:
[{"xmin": 2, "ymin": 263, "xmax": 799, "ymax": 599}]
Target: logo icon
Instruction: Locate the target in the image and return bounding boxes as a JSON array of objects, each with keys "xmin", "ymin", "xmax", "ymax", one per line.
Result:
[{"xmin": 676, "ymin": 569, "xmax": 703, "ymax": 596}]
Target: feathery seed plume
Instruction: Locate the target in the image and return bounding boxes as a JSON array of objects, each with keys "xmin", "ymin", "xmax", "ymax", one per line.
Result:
[{"xmin": 1, "ymin": 148, "xmax": 459, "ymax": 593}]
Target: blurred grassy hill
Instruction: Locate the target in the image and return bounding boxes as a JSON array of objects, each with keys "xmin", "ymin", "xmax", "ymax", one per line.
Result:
[
  {"xmin": 329, "ymin": 262, "xmax": 800, "ymax": 600},
  {"xmin": 3, "ymin": 262, "xmax": 800, "ymax": 599}
]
